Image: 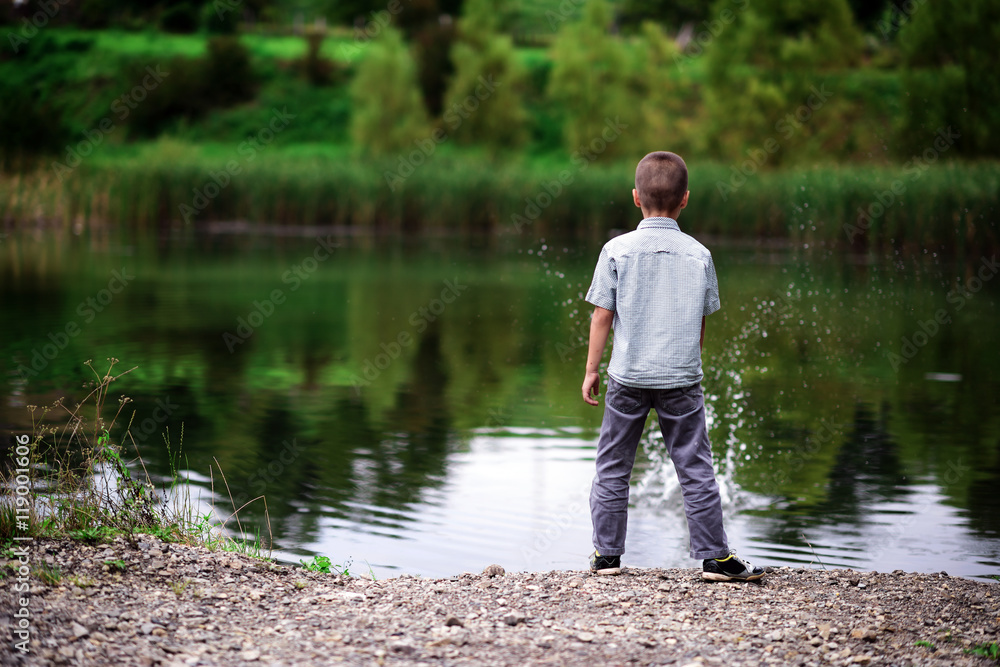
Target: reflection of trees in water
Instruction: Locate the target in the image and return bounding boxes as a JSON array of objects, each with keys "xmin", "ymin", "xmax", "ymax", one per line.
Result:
[
  {"xmin": 238, "ymin": 322, "xmax": 456, "ymax": 546},
  {"xmin": 367, "ymin": 323, "xmax": 452, "ymax": 509},
  {"xmin": 759, "ymin": 402, "xmax": 911, "ymax": 546},
  {"xmin": 966, "ymin": 438, "xmax": 1000, "ymax": 538},
  {"xmin": 822, "ymin": 401, "xmax": 910, "ymax": 518}
]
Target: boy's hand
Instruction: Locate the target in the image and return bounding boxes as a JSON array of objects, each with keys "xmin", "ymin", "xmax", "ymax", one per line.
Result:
[{"xmin": 582, "ymin": 371, "xmax": 601, "ymax": 406}]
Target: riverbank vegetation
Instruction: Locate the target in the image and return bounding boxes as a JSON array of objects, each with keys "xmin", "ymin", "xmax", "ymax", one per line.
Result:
[
  {"xmin": 1, "ymin": 0, "xmax": 997, "ymax": 248},
  {"xmin": 0, "ymin": 359, "xmax": 272, "ymax": 560}
]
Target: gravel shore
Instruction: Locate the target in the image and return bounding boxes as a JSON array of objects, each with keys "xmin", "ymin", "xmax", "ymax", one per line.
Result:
[{"xmin": 2, "ymin": 536, "xmax": 998, "ymax": 666}]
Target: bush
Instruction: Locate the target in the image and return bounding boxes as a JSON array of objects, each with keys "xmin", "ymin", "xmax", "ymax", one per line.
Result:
[
  {"xmin": 444, "ymin": 0, "xmax": 529, "ymax": 150},
  {"xmin": 349, "ymin": 26, "xmax": 430, "ymax": 157},
  {"xmin": 204, "ymin": 36, "xmax": 257, "ymax": 106},
  {"xmin": 547, "ymin": 0, "xmax": 637, "ymax": 160},
  {"xmin": 124, "ymin": 36, "xmax": 256, "ymax": 138}
]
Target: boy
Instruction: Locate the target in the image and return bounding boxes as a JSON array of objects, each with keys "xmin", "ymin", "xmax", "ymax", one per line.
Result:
[{"xmin": 581, "ymin": 151, "xmax": 764, "ymax": 582}]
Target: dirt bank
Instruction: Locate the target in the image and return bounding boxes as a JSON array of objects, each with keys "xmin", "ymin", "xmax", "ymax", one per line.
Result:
[{"xmin": 2, "ymin": 536, "xmax": 998, "ymax": 666}]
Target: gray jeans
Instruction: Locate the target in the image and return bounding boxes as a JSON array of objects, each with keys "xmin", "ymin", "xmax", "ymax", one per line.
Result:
[{"xmin": 590, "ymin": 377, "xmax": 730, "ymax": 560}]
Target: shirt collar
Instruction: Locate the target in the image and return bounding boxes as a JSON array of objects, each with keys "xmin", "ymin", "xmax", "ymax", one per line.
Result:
[{"xmin": 637, "ymin": 217, "xmax": 680, "ymax": 231}]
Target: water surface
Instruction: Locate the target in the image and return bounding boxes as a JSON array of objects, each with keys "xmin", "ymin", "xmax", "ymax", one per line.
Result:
[{"xmin": 2, "ymin": 230, "xmax": 999, "ymax": 580}]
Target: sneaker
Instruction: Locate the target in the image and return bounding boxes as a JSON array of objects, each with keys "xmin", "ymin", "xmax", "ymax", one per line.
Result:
[
  {"xmin": 702, "ymin": 551, "xmax": 765, "ymax": 582},
  {"xmin": 589, "ymin": 550, "xmax": 621, "ymax": 575}
]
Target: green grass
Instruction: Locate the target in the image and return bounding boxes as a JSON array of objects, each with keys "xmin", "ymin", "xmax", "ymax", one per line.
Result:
[
  {"xmin": 49, "ymin": 27, "xmax": 366, "ymax": 63},
  {"xmin": 0, "ymin": 358, "xmax": 276, "ymax": 564},
  {"xmin": 966, "ymin": 642, "xmax": 1000, "ymax": 662}
]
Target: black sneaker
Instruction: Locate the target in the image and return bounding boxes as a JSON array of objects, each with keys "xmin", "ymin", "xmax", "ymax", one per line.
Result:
[
  {"xmin": 589, "ymin": 551, "xmax": 621, "ymax": 575},
  {"xmin": 702, "ymin": 551, "xmax": 765, "ymax": 582}
]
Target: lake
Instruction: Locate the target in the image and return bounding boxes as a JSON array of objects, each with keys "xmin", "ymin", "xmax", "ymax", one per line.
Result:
[{"xmin": 2, "ymin": 228, "xmax": 999, "ymax": 581}]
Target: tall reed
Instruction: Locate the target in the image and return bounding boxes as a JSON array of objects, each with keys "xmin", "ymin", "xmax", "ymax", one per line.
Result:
[{"xmin": 3, "ymin": 146, "xmax": 997, "ymax": 254}]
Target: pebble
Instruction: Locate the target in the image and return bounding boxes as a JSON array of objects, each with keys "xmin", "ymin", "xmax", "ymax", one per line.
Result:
[{"xmin": 4, "ymin": 536, "xmax": 997, "ymax": 667}]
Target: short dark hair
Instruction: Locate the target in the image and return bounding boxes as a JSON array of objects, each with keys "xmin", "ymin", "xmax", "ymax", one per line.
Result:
[{"xmin": 635, "ymin": 151, "xmax": 688, "ymax": 213}]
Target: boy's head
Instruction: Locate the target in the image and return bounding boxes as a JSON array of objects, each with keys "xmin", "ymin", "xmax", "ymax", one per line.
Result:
[{"xmin": 633, "ymin": 151, "xmax": 689, "ymax": 218}]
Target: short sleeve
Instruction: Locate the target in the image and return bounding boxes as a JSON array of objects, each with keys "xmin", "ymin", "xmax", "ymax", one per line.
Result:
[
  {"xmin": 585, "ymin": 246, "xmax": 617, "ymax": 312},
  {"xmin": 704, "ymin": 253, "xmax": 721, "ymax": 316}
]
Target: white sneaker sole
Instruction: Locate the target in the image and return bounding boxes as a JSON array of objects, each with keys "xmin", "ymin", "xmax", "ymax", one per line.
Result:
[{"xmin": 702, "ymin": 570, "xmax": 765, "ymax": 582}]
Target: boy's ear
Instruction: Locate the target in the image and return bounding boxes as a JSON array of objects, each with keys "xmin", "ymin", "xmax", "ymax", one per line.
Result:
[
  {"xmin": 680, "ymin": 190, "xmax": 690, "ymax": 210},
  {"xmin": 632, "ymin": 188, "xmax": 642, "ymax": 208}
]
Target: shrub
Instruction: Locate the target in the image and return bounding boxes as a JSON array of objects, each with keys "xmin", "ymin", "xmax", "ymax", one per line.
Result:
[
  {"xmin": 349, "ymin": 25, "xmax": 430, "ymax": 156},
  {"xmin": 444, "ymin": 0, "xmax": 529, "ymax": 150}
]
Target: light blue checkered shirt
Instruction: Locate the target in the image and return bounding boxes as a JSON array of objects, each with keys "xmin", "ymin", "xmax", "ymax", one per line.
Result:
[{"xmin": 585, "ymin": 217, "xmax": 721, "ymax": 389}]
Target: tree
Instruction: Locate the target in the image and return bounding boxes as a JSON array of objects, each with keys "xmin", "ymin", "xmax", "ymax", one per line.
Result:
[
  {"xmin": 896, "ymin": 0, "xmax": 1000, "ymax": 158},
  {"xmin": 626, "ymin": 22, "xmax": 692, "ymax": 156},
  {"xmin": 701, "ymin": 0, "xmax": 864, "ymax": 163},
  {"xmin": 547, "ymin": 0, "xmax": 637, "ymax": 159},
  {"xmin": 349, "ymin": 25, "xmax": 430, "ymax": 156},
  {"xmin": 443, "ymin": 0, "xmax": 528, "ymax": 149},
  {"xmin": 618, "ymin": 0, "xmax": 708, "ymax": 32}
]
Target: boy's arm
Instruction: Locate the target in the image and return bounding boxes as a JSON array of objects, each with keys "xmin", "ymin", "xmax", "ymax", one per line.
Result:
[{"xmin": 582, "ymin": 306, "xmax": 614, "ymax": 406}]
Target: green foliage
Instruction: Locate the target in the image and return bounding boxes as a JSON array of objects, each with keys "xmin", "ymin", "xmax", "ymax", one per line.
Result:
[
  {"xmin": 299, "ymin": 554, "xmax": 352, "ymax": 576},
  {"xmin": 0, "ymin": 33, "xmax": 85, "ymax": 160},
  {"xmin": 33, "ymin": 562, "xmax": 62, "ymax": 586},
  {"xmin": 0, "ymin": 356, "xmax": 275, "ymax": 562},
  {"xmin": 896, "ymin": 0, "xmax": 1000, "ymax": 158},
  {"xmin": 965, "ymin": 642, "xmax": 1000, "ymax": 662},
  {"xmin": 444, "ymin": 0, "xmax": 529, "ymax": 149},
  {"xmin": 547, "ymin": 0, "xmax": 636, "ymax": 159},
  {"xmin": 68, "ymin": 526, "xmax": 117, "ymax": 544},
  {"xmin": 915, "ymin": 640, "xmax": 936, "ymax": 650},
  {"xmin": 104, "ymin": 558, "xmax": 128, "ymax": 572},
  {"xmin": 702, "ymin": 0, "xmax": 865, "ymax": 162},
  {"xmin": 349, "ymin": 25, "xmax": 430, "ymax": 156},
  {"xmin": 626, "ymin": 22, "xmax": 691, "ymax": 155},
  {"xmin": 618, "ymin": 0, "xmax": 708, "ymax": 31},
  {"xmin": 125, "ymin": 36, "xmax": 257, "ymax": 138}
]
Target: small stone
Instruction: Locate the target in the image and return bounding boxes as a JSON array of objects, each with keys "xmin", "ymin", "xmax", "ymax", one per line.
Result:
[
  {"xmin": 140, "ymin": 623, "xmax": 157, "ymax": 635},
  {"xmin": 850, "ymin": 627, "xmax": 878, "ymax": 642},
  {"xmin": 482, "ymin": 564, "xmax": 505, "ymax": 578},
  {"xmin": 445, "ymin": 616, "xmax": 464, "ymax": 627},
  {"xmin": 71, "ymin": 622, "xmax": 89, "ymax": 639},
  {"xmin": 577, "ymin": 632, "xmax": 595, "ymax": 643},
  {"xmin": 852, "ymin": 657, "xmax": 872, "ymax": 665},
  {"xmin": 502, "ymin": 611, "xmax": 526, "ymax": 626},
  {"xmin": 390, "ymin": 641, "xmax": 417, "ymax": 655},
  {"xmin": 239, "ymin": 649, "xmax": 260, "ymax": 661}
]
